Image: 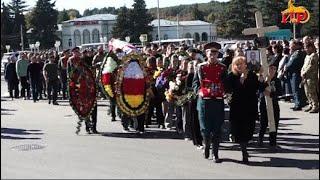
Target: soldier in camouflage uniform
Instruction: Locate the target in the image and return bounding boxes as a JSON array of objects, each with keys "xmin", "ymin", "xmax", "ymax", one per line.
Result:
[{"xmin": 301, "ymin": 42, "xmax": 319, "ymax": 113}]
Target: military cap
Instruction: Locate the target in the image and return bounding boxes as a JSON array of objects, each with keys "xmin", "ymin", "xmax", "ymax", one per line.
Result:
[
  {"xmin": 63, "ymin": 49, "xmax": 70, "ymax": 53},
  {"xmin": 71, "ymin": 47, "xmax": 80, "ymax": 52},
  {"xmin": 203, "ymin": 42, "xmax": 221, "ymax": 51}
]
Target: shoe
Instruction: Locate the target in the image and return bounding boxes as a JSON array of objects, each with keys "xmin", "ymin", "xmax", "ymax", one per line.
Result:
[
  {"xmin": 85, "ymin": 127, "xmax": 91, "ymax": 134},
  {"xmin": 292, "ymin": 107, "xmax": 302, "ymax": 111},
  {"xmin": 229, "ymin": 134, "xmax": 235, "ymax": 142},
  {"xmin": 111, "ymin": 117, "xmax": 116, "ymax": 122},
  {"xmin": 290, "ymin": 106, "xmax": 296, "ymax": 109},
  {"xmin": 184, "ymin": 138, "xmax": 191, "ymax": 141},
  {"xmin": 91, "ymin": 129, "xmax": 99, "ymax": 134},
  {"xmin": 304, "ymin": 106, "xmax": 312, "ymax": 112},
  {"xmin": 197, "ymin": 145, "xmax": 204, "ymax": 150},
  {"xmin": 214, "ymin": 157, "xmax": 222, "ymax": 163},
  {"xmin": 309, "ymin": 109, "xmax": 319, "ymax": 113},
  {"xmin": 53, "ymin": 102, "xmax": 59, "ymax": 105},
  {"xmin": 242, "ymin": 157, "xmax": 249, "ymax": 164},
  {"xmin": 48, "ymin": 100, "xmax": 51, "ymax": 104},
  {"xmin": 122, "ymin": 128, "xmax": 129, "ymax": 133}
]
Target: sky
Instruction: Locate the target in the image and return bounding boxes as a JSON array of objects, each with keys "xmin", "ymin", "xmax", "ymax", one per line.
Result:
[{"xmin": 2, "ymin": 0, "xmax": 229, "ymax": 14}]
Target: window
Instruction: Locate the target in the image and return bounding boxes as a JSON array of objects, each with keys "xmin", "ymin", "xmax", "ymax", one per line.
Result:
[
  {"xmin": 193, "ymin": 33, "xmax": 200, "ymax": 42},
  {"xmin": 184, "ymin": 33, "xmax": 192, "ymax": 38},
  {"xmin": 92, "ymin": 29, "xmax": 100, "ymax": 43},
  {"xmin": 201, "ymin": 32, "xmax": 208, "ymax": 42},
  {"xmin": 83, "ymin": 29, "xmax": 90, "ymax": 44},
  {"xmin": 68, "ymin": 38, "xmax": 72, "ymax": 47},
  {"xmin": 74, "ymin": 30, "xmax": 81, "ymax": 46},
  {"xmin": 163, "ymin": 34, "xmax": 168, "ymax": 40}
]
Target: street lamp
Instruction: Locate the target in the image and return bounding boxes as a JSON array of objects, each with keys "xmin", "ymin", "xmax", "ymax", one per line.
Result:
[
  {"xmin": 5, "ymin": 45, "xmax": 10, "ymax": 53},
  {"xmin": 101, "ymin": 36, "xmax": 108, "ymax": 50},
  {"xmin": 35, "ymin": 41, "xmax": 40, "ymax": 53},
  {"xmin": 55, "ymin": 40, "xmax": 61, "ymax": 52},
  {"xmin": 125, "ymin": 36, "xmax": 131, "ymax": 43},
  {"xmin": 139, "ymin": 36, "xmax": 145, "ymax": 46},
  {"xmin": 157, "ymin": 0, "xmax": 161, "ymax": 46},
  {"xmin": 29, "ymin": 44, "xmax": 35, "ymax": 52}
]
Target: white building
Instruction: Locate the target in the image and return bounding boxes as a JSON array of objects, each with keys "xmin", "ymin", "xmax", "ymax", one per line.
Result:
[
  {"xmin": 60, "ymin": 14, "xmax": 216, "ymax": 50},
  {"xmin": 61, "ymin": 14, "xmax": 117, "ymax": 50},
  {"xmin": 150, "ymin": 19, "xmax": 217, "ymax": 43}
]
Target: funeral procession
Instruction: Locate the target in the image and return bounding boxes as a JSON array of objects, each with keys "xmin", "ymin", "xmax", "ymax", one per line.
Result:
[{"xmin": 1, "ymin": 0, "xmax": 319, "ymax": 179}]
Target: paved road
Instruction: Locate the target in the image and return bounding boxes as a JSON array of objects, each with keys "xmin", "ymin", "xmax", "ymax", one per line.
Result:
[{"xmin": 1, "ymin": 76, "xmax": 319, "ymax": 179}]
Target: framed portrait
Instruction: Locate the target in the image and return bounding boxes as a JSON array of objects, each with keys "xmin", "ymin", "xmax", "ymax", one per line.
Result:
[{"xmin": 246, "ymin": 50, "xmax": 260, "ymax": 64}]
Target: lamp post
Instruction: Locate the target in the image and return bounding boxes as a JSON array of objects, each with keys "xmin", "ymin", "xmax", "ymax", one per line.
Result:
[
  {"xmin": 139, "ymin": 36, "xmax": 145, "ymax": 46},
  {"xmin": 35, "ymin": 41, "xmax": 40, "ymax": 53},
  {"xmin": 101, "ymin": 36, "xmax": 108, "ymax": 50},
  {"xmin": 29, "ymin": 44, "xmax": 34, "ymax": 52},
  {"xmin": 125, "ymin": 36, "xmax": 131, "ymax": 43},
  {"xmin": 157, "ymin": 0, "xmax": 161, "ymax": 45},
  {"xmin": 5, "ymin": 45, "xmax": 10, "ymax": 53},
  {"xmin": 55, "ymin": 40, "xmax": 61, "ymax": 52}
]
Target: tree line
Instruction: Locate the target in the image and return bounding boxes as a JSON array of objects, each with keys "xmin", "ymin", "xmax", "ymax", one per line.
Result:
[{"xmin": 1, "ymin": 0, "xmax": 319, "ymax": 54}]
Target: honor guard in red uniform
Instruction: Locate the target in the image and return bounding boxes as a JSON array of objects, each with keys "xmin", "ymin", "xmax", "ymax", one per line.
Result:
[{"xmin": 193, "ymin": 42, "xmax": 227, "ymax": 163}]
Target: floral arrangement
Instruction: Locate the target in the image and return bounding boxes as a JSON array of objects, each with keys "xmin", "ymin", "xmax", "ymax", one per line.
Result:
[
  {"xmin": 116, "ymin": 53, "xmax": 150, "ymax": 116},
  {"xmin": 68, "ymin": 63, "xmax": 97, "ymax": 134},
  {"xmin": 100, "ymin": 55, "xmax": 118, "ymax": 98}
]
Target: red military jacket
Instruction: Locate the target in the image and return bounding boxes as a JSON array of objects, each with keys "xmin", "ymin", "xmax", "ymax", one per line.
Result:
[{"xmin": 197, "ymin": 62, "xmax": 226, "ymax": 99}]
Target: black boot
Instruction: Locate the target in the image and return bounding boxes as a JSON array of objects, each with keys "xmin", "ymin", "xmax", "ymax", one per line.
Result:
[
  {"xmin": 212, "ymin": 137, "xmax": 222, "ymax": 163},
  {"xmin": 240, "ymin": 142, "xmax": 249, "ymax": 164},
  {"xmin": 85, "ymin": 121, "xmax": 92, "ymax": 134},
  {"xmin": 203, "ymin": 136, "xmax": 211, "ymax": 159}
]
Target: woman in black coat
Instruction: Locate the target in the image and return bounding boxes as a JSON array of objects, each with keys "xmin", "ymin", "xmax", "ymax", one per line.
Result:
[{"xmin": 224, "ymin": 56, "xmax": 266, "ymax": 164}]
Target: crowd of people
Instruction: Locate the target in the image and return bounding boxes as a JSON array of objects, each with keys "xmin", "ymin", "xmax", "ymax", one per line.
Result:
[{"xmin": 3, "ymin": 35, "xmax": 319, "ymax": 164}]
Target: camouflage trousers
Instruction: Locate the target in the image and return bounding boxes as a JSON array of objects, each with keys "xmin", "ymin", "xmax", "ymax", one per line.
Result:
[{"xmin": 304, "ymin": 78, "xmax": 319, "ymax": 110}]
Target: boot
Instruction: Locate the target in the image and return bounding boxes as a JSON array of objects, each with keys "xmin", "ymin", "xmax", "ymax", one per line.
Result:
[
  {"xmin": 240, "ymin": 142, "xmax": 249, "ymax": 164},
  {"xmin": 212, "ymin": 137, "xmax": 222, "ymax": 163},
  {"xmin": 203, "ymin": 136, "xmax": 211, "ymax": 159}
]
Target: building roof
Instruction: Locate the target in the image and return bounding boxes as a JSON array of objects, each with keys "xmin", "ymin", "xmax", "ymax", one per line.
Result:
[
  {"xmin": 63, "ymin": 14, "xmax": 117, "ymax": 23},
  {"xmin": 150, "ymin": 19, "xmax": 211, "ymax": 27}
]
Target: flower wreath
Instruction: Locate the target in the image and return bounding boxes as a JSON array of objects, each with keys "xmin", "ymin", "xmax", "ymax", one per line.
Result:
[
  {"xmin": 68, "ymin": 62, "xmax": 98, "ymax": 120},
  {"xmin": 98, "ymin": 52, "xmax": 118, "ymax": 98},
  {"xmin": 115, "ymin": 53, "xmax": 150, "ymax": 117}
]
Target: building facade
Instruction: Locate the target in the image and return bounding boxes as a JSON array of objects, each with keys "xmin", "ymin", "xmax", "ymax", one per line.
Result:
[
  {"xmin": 61, "ymin": 14, "xmax": 216, "ymax": 50},
  {"xmin": 61, "ymin": 14, "xmax": 117, "ymax": 50},
  {"xmin": 150, "ymin": 19, "xmax": 217, "ymax": 43}
]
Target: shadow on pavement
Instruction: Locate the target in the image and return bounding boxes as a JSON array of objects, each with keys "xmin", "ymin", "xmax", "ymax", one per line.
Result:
[
  {"xmin": 1, "ymin": 108, "xmax": 17, "ymax": 115},
  {"xmin": 1, "ymin": 127, "xmax": 43, "ymax": 140},
  {"xmin": 100, "ymin": 130, "xmax": 184, "ymax": 139},
  {"xmin": 219, "ymin": 156, "xmax": 319, "ymax": 170}
]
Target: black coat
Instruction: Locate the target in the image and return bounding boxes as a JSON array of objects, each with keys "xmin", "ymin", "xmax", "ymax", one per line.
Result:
[
  {"xmin": 225, "ymin": 71, "xmax": 265, "ymax": 143},
  {"xmin": 4, "ymin": 62, "xmax": 19, "ymax": 84}
]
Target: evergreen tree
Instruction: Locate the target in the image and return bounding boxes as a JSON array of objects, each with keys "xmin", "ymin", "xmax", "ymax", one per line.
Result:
[
  {"xmin": 191, "ymin": 4, "xmax": 204, "ymax": 21},
  {"xmin": 29, "ymin": 0, "xmax": 58, "ymax": 49},
  {"xmin": 112, "ymin": 6, "xmax": 133, "ymax": 40},
  {"xmin": 57, "ymin": 9, "xmax": 69, "ymax": 24},
  {"xmin": 7, "ymin": 0, "xmax": 28, "ymax": 50},
  {"xmin": 131, "ymin": 0, "xmax": 153, "ymax": 43},
  {"xmin": 225, "ymin": 0, "xmax": 256, "ymax": 39},
  {"xmin": 1, "ymin": 3, "xmax": 14, "ymax": 54},
  {"xmin": 299, "ymin": 0, "xmax": 319, "ymax": 36}
]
